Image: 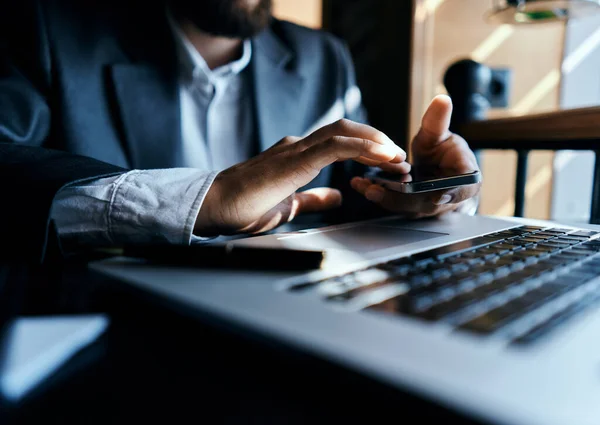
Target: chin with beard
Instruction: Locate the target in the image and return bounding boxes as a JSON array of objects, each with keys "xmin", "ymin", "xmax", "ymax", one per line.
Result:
[{"xmin": 168, "ymin": 0, "xmax": 273, "ymax": 38}]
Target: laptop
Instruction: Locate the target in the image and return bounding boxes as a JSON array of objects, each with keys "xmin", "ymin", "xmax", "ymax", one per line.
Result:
[{"xmin": 90, "ymin": 214, "xmax": 600, "ymax": 425}]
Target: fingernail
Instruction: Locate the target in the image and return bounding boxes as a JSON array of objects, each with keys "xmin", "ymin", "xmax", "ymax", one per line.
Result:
[
  {"xmin": 366, "ymin": 188, "xmax": 384, "ymax": 202},
  {"xmin": 434, "ymin": 194, "xmax": 452, "ymax": 205}
]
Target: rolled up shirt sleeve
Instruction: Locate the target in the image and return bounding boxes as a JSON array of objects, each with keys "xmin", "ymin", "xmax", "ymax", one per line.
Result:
[{"xmin": 51, "ymin": 168, "xmax": 218, "ymax": 248}]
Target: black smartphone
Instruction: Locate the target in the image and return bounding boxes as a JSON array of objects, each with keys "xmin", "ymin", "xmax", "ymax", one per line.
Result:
[{"xmin": 365, "ymin": 167, "xmax": 481, "ymax": 194}]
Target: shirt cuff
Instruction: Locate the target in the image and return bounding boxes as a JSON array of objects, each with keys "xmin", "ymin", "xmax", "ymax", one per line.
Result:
[
  {"xmin": 52, "ymin": 169, "xmax": 218, "ymax": 248},
  {"xmin": 108, "ymin": 169, "xmax": 218, "ymax": 245}
]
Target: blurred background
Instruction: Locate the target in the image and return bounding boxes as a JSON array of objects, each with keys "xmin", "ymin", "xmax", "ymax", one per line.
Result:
[{"xmin": 272, "ymin": 0, "xmax": 600, "ymax": 224}]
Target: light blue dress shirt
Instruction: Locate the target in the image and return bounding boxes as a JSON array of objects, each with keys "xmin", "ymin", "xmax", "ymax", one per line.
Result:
[{"xmin": 51, "ymin": 20, "xmax": 254, "ymax": 247}]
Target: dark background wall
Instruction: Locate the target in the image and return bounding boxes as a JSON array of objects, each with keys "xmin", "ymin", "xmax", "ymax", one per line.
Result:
[{"xmin": 323, "ymin": 0, "xmax": 415, "ymax": 150}]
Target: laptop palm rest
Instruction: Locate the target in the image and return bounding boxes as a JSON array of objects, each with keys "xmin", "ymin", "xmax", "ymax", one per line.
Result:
[{"xmin": 234, "ymin": 223, "xmax": 448, "ymax": 255}]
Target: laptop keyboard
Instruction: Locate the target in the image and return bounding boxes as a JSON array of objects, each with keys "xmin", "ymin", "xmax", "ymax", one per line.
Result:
[{"xmin": 288, "ymin": 226, "xmax": 600, "ymax": 345}]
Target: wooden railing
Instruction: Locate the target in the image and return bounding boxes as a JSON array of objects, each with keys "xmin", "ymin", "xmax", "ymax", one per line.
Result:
[{"xmin": 459, "ymin": 106, "xmax": 600, "ymax": 221}]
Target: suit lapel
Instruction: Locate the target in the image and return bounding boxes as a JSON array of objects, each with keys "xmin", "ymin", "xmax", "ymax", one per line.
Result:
[
  {"xmin": 251, "ymin": 27, "xmax": 307, "ymax": 152},
  {"xmin": 109, "ymin": 65, "xmax": 181, "ymax": 169},
  {"xmin": 108, "ymin": 7, "xmax": 182, "ymax": 169}
]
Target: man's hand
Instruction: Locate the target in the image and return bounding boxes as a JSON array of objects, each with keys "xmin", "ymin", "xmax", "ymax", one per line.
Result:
[
  {"xmin": 194, "ymin": 119, "xmax": 409, "ymax": 236},
  {"xmin": 350, "ymin": 95, "xmax": 481, "ymax": 218}
]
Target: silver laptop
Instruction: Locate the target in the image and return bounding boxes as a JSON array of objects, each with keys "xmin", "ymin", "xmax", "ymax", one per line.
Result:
[{"xmin": 90, "ymin": 214, "xmax": 600, "ymax": 425}]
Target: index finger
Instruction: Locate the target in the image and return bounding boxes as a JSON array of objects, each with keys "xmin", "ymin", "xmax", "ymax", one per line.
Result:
[{"xmin": 301, "ymin": 119, "xmax": 407, "ymax": 163}]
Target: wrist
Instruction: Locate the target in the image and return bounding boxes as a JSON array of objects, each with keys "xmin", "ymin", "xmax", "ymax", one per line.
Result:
[{"xmin": 194, "ymin": 175, "xmax": 223, "ymax": 237}]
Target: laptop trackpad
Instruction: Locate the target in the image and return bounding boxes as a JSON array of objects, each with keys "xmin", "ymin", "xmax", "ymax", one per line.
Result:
[{"xmin": 276, "ymin": 224, "xmax": 447, "ymax": 254}]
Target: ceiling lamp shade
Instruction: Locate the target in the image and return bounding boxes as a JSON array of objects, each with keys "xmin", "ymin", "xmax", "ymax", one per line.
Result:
[{"xmin": 487, "ymin": 0, "xmax": 600, "ymax": 24}]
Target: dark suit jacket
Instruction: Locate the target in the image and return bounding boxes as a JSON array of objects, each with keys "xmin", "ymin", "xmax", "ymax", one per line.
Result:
[{"xmin": 0, "ymin": 0, "xmax": 373, "ymax": 262}]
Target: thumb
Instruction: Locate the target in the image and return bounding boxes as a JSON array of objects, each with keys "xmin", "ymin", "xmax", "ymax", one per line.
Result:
[
  {"xmin": 414, "ymin": 95, "xmax": 453, "ymax": 148},
  {"xmin": 291, "ymin": 188, "xmax": 342, "ymax": 218}
]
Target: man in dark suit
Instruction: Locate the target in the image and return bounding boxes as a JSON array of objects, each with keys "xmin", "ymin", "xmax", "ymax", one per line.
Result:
[{"xmin": 0, "ymin": 0, "xmax": 480, "ymax": 262}]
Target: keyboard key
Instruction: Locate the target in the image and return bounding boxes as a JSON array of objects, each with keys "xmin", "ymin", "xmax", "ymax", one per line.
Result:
[
  {"xmin": 424, "ymin": 262, "xmax": 451, "ymax": 274},
  {"xmin": 536, "ymin": 243, "xmax": 563, "ymax": 253},
  {"xmin": 459, "ymin": 286, "xmax": 559, "ymax": 334},
  {"xmin": 576, "ymin": 243, "xmax": 600, "ymax": 252},
  {"xmin": 547, "ymin": 276, "xmax": 587, "ymax": 289},
  {"xmin": 538, "ymin": 241, "xmax": 571, "ymax": 249},
  {"xmin": 366, "ymin": 296, "xmax": 405, "ymax": 315},
  {"xmin": 553, "ymin": 238, "xmax": 581, "ymax": 245},
  {"xmin": 459, "ymin": 305, "xmax": 519, "ymax": 334},
  {"xmin": 419, "ymin": 292, "xmax": 481, "ymax": 321},
  {"xmin": 492, "ymin": 256, "xmax": 526, "ymax": 270},
  {"xmin": 568, "ymin": 248, "xmax": 595, "ymax": 257},
  {"xmin": 525, "ymin": 263, "xmax": 555, "ymax": 275},
  {"xmin": 539, "ymin": 230, "xmax": 568, "ymax": 236},
  {"xmin": 467, "ymin": 282, "xmax": 502, "ymax": 299},
  {"xmin": 474, "ymin": 250, "xmax": 500, "ymax": 261},
  {"xmin": 493, "ymin": 265, "xmax": 512, "ymax": 278},
  {"xmin": 558, "ymin": 236, "xmax": 589, "ymax": 242},
  {"xmin": 524, "ymin": 235, "xmax": 551, "ymax": 241},
  {"xmin": 526, "ymin": 246, "xmax": 555, "ymax": 255},
  {"xmin": 464, "ymin": 257, "xmax": 486, "ymax": 266},
  {"xmin": 431, "ymin": 269, "xmax": 452, "ymax": 280},
  {"xmin": 565, "ymin": 269, "xmax": 599, "ymax": 283},
  {"xmin": 575, "ymin": 264, "xmax": 600, "ymax": 275},
  {"xmin": 535, "ymin": 232, "xmax": 561, "ymax": 238},
  {"xmin": 513, "ymin": 237, "xmax": 544, "ymax": 245},
  {"xmin": 552, "ymin": 253, "xmax": 585, "ymax": 263},
  {"xmin": 512, "ymin": 252, "xmax": 540, "ymax": 264},
  {"xmin": 498, "ymin": 228, "xmax": 528, "ymax": 235},
  {"xmin": 582, "ymin": 240, "xmax": 600, "ymax": 247},
  {"xmin": 448, "ymin": 263, "xmax": 469, "ymax": 273},
  {"xmin": 537, "ymin": 258, "xmax": 569, "ymax": 269},
  {"xmin": 344, "ymin": 283, "xmax": 411, "ymax": 310},
  {"xmin": 447, "ymin": 271, "xmax": 476, "ymax": 286},
  {"xmin": 556, "ymin": 251, "xmax": 590, "ymax": 260},
  {"xmin": 443, "ymin": 256, "xmax": 468, "ymax": 266},
  {"xmin": 413, "ymin": 258, "xmax": 436, "ymax": 268},
  {"xmin": 487, "ymin": 245, "xmax": 513, "ymax": 254},
  {"xmin": 493, "ymin": 243, "xmax": 523, "ymax": 252},
  {"xmin": 411, "ymin": 236, "xmax": 507, "ymax": 261},
  {"xmin": 569, "ymin": 230, "xmax": 599, "ymax": 238},
  {"xmin": 548, "ymin": 228, "xmax": 574, "ymax": 233},
  {"xmin": 409, "ymin": 274, "xmax": 433, "ymax": 287},
  {"xmin": 326, "ymin": 279, "xmax": 397, "ymax": 301},
  {"xmin": 381, "ymin": 264, "xmax": 413, "ymax": 276},
  {"xmin": 319, "ymin": 270, "xmax": 390, "ymax": 297},
  {"xmin": 519, "ymin": 226, "xmax": 546, "ymax": 232},
  {"xmin": 507, "ymin": 269, "xmax": 542, "ymax": 283},
  {"xmin": 461, "ymin": 251, "xmax": 486, "ymax": 259},
  {"xmin": 512, "ymin": 295, "xmax": 600, "ymax": 345}
]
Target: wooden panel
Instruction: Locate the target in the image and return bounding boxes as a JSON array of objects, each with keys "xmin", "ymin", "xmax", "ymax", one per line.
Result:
[
  {"xmin": 461, "ymin": 106, "xmax": 600, "ymax": 142},
  {"xmin": 323, "ymin": 1, "xmax": 414, "ymax": 149},
  {"xmin": 272, "ymin": 0, "xmax": 322, "ymax": 28}
]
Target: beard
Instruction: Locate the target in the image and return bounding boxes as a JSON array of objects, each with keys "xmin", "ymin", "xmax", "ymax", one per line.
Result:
[{"xmin": 168, "ymin": 0, "xmax": 273, "ymax": 38}]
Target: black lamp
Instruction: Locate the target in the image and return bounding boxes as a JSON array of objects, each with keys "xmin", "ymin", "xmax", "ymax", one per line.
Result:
[{"xmin": 487, "ymin": 0, "xmax": 600, "ymax": 24}]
